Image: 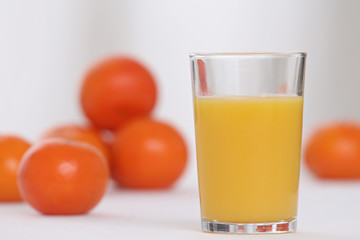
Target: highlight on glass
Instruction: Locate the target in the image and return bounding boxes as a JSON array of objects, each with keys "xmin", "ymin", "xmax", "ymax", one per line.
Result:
[{"xmin": 190, "ymin": 52, "xmax": 306, "ymax": 234}]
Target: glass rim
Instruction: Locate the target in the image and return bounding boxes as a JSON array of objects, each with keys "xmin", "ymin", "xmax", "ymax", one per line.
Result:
[{"xmin": 190, "ymin": 52, "xmax": 306, "ymax": 59}]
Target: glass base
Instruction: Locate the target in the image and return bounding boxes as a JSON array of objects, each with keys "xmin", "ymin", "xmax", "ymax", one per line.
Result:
[{"xmin": 202, "ymin": 217, "xmax": 297, "ymax": 234}]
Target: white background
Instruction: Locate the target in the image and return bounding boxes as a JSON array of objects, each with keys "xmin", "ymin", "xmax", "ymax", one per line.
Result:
[
  {"xmin": 1, "ymin": 0, "xmax": 360, "ymax": 188},
  {"xmin": 1, "ymin": 0, "xmax": 360, "ymax": 239}
]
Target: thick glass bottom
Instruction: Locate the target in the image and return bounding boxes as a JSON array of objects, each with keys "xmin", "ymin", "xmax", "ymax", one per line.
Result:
[{"xmin": 202, "ymin": 217, "xmax": 297, "ymax": 234}]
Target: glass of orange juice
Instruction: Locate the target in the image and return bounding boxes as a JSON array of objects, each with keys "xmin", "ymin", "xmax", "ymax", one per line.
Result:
[{"xmin": 190, "ymin": 53, "xmax": 306, "ymax": 234}]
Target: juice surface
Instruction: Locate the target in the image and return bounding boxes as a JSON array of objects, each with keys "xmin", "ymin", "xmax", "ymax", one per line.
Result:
[{"xmin": 194, "ymin": 96, "xmax": 303, "ymax": 223}]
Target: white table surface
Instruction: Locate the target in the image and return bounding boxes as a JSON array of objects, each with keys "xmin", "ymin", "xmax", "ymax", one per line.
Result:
[{"xmin": 1, "ymin": 172, "xmax": 360, "ymax": 240}]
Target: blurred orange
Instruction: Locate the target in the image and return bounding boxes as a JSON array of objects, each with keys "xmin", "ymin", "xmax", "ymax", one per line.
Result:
[
  {"xmin": 80, "ymin": 57, "xmax": 157, "ymax": 130},
  {"xmin": 87, "ymin": 124, "xmax": 115, "ymax": 152},
  {"xmin": 41, "ymin": 124, "xmax": 111, "ymax": 167},
  {"xmin": 0, "ymin": 135, "xmax": 31, "ymax": 201},
  {"xmin": 112, "ymin": 118, "xmax": 187, "ymax": 189},
  {"xmin": 305, "ymin": 123, "xmax": 360, "ymax": 178},
  {"xmin": 18, "ymin": 139, "xmax": 109, "ymax": 215}
]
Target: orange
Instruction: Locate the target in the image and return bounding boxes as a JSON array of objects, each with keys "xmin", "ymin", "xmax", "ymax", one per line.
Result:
[
  {"xmin": 0, "ymin": 136, "xmax": 31, "ymax": 201},
  {"xmin": 112, "ymin": 118, "xmax": 187, "ymax": 189},
  {"xmin": 305, "ymin": 123, "xmax": 360, "ymax": 178},
  {"xmin": 87, "ymin": 124, "xmax": 115, "ymax": 154},
  {"xmin": 41, "ymin": 124, "xmax": 111, "ymax": 167},
  {"xmin": 80, "ymin": 57, "xmax": 157, "ymax": 129},
  {"xmin": 18, "ymin": 139, "xmax": 109, "ymax": 215}
]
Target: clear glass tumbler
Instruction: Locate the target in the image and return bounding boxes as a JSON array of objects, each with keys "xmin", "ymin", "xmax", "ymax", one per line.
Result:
[{"xmin": 190, "ymin": 53, "xmax": 306, "ymax": 234}]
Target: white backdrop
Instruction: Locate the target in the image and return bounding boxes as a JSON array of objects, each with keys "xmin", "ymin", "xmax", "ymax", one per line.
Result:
[{"xmin": 1, "ymin": 0, "xmax": 360, "ymax": 188}]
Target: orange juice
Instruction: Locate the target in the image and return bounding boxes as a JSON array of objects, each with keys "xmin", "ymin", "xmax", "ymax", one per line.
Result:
[{"xmin": 194, "ymin": 96, "xmax": 303, "ymax": 223}]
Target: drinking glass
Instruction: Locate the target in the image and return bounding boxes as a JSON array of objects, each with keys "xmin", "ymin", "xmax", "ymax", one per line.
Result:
[{"xmin": 190, "ymin": 53, "xmax": 306, "ymax": 234}]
